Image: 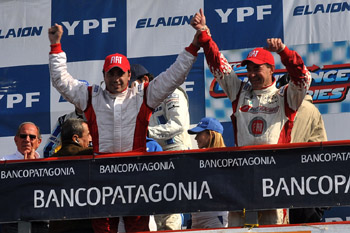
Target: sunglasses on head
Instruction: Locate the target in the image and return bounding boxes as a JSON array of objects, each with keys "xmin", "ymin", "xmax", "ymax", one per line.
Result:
[{"xmin": 19, "ymin": 134, "xmax": 37, "ymax": 140}]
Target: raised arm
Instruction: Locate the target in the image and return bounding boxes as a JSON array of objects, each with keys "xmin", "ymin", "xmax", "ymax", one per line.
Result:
[
  {"xmin": 48, "ymin": 24, "xmax": 89, "ymax": 111},
  {"xmin": 191, "ymin": 8, "xmax": 242, "ymax": 102},
  {"xmin": 267, "ymin": 38, "xmax": 311, "ymax": 110}
]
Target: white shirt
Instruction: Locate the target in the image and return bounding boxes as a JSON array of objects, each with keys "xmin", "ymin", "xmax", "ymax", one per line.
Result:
[{"xmin": 1, "ymin": 150, "xmax": 40, "ymax": 161}]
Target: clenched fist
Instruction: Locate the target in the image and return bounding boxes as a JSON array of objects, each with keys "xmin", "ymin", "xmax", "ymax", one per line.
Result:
[{"xmin": 48, "ymin": 23, "xmax": 63, "ymax": 45}]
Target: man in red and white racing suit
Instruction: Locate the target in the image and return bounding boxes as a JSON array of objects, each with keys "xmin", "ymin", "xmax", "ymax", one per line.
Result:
[
  {"xmin": 191, "ymin": 9, "xmax": 311, "ymax": 226},
  {"xmin": 48, "ymin": 24, "xmax": 199, "ymax": 232}
]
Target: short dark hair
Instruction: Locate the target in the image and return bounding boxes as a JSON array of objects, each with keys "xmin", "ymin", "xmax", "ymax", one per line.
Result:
[
  {"xmin": 138, "ymin": 73, "xmax": 155, "ymax": 82},
  {"xmin": 61, "ymin": 118, "xmax": 86, "ymax": 141},
  {"xmin": 16, "ymin": 122, "xmax": 41, "ymax": 139}
]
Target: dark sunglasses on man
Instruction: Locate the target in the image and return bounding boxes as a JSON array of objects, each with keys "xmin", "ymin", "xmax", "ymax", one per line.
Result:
[{"xmin": 19, "ymin": 134, "xmax": 37, "ymax": 140}]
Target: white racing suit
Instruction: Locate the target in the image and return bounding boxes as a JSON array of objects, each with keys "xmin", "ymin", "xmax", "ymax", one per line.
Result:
[
  {"xmin": 198, "ymin": 30, "xmax": 311, "ymax": 226},
  {"xmin": 148, "ymin": 87, "xmax": 192, "ymax": 151},
  {"xmin": 49, "ymin": 43, "xmax": 198, "ymax": 233},
  {"xmin": 199, "ymin": 31, "xmax": 311, "ymax": 146},
  {"xmin": 49, "ymin": 43, "xmax": 198, "ymax": 154}
]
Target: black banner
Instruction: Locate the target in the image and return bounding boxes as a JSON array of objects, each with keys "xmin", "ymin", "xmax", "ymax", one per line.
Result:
[{"xmin": 1, "ymin": 142, "xmax": 350, "ymax": 222}]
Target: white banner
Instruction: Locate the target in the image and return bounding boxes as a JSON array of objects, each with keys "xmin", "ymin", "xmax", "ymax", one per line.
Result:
[
  {"xmin": 0, "ymin": 0, "xmax": 51, "ymax": 68},
  {"xmin": 127, "ymin": 0, "xmax": 203, "ymax": 58},
  {"xmin": 283, "ymin": 0, "xmax": 350, "ymax": 45}
]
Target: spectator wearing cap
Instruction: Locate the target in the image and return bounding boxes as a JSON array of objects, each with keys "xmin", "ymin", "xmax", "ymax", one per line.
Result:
[
  {"xmin": 48, "ymin": 23, "xmax": 199, "ymax": 233},
  {"xmin": 190, "ymin": 9, "xmax": 311, "ymax": 226},
  {"xmin": 188, "ymin": 117, "xmax": 228, "ymax": 229},
  {"xmin": 129, "ymin": 64, "xmax": 154, "ymax": 87},
  {"xmin": 130, "ymin": 64, "xmax": 192, "ymax": 230}
]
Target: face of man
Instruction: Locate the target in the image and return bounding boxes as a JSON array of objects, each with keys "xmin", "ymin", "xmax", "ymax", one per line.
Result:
[
  {"xmin": 14, "ymin": 123, "xmax": 42, "ymax": 156},
  {"xmin": 78, "ymin": 122, "xmax": 92, "ymax": 148},
  {"xmin": 104, "ymin": 67, "xmax": 131, "ymax": 94},
  {"xmin": 246, "ymin": 62, "xmax": 274, "ymax": 90}
]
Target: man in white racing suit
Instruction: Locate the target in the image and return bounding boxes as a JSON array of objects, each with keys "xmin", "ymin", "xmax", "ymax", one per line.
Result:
[
  {"xmin": 48, "ymin": 23, "xmax": 199, "ymax": 233},
  {"xmin": 191, "ymin": 9, "xmax": 311, "ymax": 227}
]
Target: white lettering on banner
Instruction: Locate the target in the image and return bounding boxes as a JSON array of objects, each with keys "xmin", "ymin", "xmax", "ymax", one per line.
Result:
[
  {"xmin": 199, "ymin": 156, "xmax": 276, "ymax": 168},
  {"xmin": 301, "ymin": 152, "xmax": 350, "ymax": 163},
  {"xmin": 312, "ymin": 69, "xmax": 350, "ymax": 83},
  {"xmin": 215, "ymin": 5, "xmax": 272, "ymax": 23},
  {"xmin": 62, "ymin": 18, "xmax": 116, "ymax": 35},
  {"xmin": 100, "ymin": 161, "xmax": 175, "ymax": 174},
  {"xmin": 83, "ymin": 19, "xmax": 99, "ymax": 35},
  {"xmin": 136, "ymin": 16, "xmax": 192, "ymax": 29},
  {"xmin": 0, "ymin": 92, "xmax": 40, "ymax": 108},
  {"xmin": 307, "ymin": 88, "xmax": 344, "ymax": 102},
  {"xmin": 7, "ymin": 94, "xmax": 22, "ymax": 108},
  {"xmin": 0, "ymin": 26, "xmax": 43, "ymax": 39},
  {"xmin": 183, "ymin": 81, "xmax": 194, "ymax": 92},
  {"xmin": 262, "ymin": 175, "xmax": 350, "ymax": 197},
  {"xmin": 293, "ymin": 2, "xmax": 350, "ymax": 16},
  {"xmin": 26, "ymin": 92, "xmax": 40, "ymax": 107},
  {"xmin": 214, "ymin": 9, "xmax": 234, "ymax": 23},
  {"xmin": 34, "ymin": 181, "xmax": 212, "ymax": 208},
  {"xmin": 1, "ymin": 167, "xmax": 75, "ymax": 179}
]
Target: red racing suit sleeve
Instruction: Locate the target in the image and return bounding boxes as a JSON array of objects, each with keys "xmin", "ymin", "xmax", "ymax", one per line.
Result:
[
  {"xmin": 278, "ymin": 46, "xmax": 312, "ymax": 111},
  {"xmin": 198, "ymin": 30, "xmax": 242, "ymax": 103}
]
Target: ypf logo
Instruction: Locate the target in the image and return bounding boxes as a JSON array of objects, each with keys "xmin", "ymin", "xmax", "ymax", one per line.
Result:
[{"xmin": 248, "ymin": 117, "xmax": 266, "ymax": 136}]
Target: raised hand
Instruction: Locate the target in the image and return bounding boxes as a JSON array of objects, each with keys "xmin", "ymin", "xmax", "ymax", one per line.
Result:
[
  {"xmin": 265, "ymin": 38, "xmax": 285, "ymax": 53},
  {"xmin": 48, "ymin": 23, "xmax": 63, "ymax": 45},
  {"xmin": 191, "ymin": 8, "xmax": 206, "ymax": 30}
]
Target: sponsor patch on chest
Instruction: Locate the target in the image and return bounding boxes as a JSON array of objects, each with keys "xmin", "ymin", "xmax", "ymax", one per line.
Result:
[{"xmin": 248, "ymin": 117, "xmax": 267, "ymax": 136}]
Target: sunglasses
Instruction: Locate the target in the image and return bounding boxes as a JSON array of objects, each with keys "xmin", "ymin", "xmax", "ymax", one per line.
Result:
[{"xmin": 19, "ymin": 134, "xmax": 37, "ymax": 140}]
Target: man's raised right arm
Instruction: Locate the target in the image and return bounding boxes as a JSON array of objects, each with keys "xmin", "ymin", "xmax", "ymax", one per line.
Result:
[
  {"xmin": 191, "ymin": 9, "xmax": 241, "ymax": 102},
  {"xmin": 48, "ymin": 24, "xmax": 88, "ymax": 111}
]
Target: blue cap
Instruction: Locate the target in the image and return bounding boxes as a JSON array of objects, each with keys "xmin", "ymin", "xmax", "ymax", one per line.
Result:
[{"xmin": 188, "ymin": 117, "xmax": 223, "ymax": 135}]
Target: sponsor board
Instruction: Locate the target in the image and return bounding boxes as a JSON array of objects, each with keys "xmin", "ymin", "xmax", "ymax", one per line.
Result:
[
  {"xmin": 0, "ymin": 65, "xmax": 50, "ymax": 137},
  {"xmin": 1, "ymin": 142, "xmax": 350, "ymax": 222},
  {"xmin": 52, "ymin": 0, "xmax": 126, "ymax": 61},
  {"xmin": 204, "ymin": 0, "xmax": 283, "ymax": 50}
]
